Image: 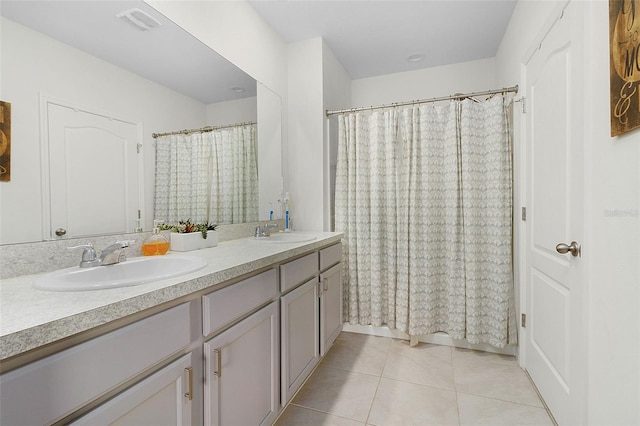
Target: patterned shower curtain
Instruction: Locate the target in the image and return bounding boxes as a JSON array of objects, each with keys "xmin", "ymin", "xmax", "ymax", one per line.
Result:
[
  {"xmin": 154, "ymin": 123, "xmax": 258, "ymax": 225},
  {"xmin": 335, "ymin": 95, "xmax": 516, "ymax": 348}
]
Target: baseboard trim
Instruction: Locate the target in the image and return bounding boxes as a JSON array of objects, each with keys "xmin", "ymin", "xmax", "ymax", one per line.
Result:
[{"xmin": 341, "ymin": 323, "xmax": 517, "ymax": 356}]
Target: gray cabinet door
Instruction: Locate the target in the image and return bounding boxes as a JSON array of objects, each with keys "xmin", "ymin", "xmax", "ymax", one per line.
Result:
[
  {"xmin": 204, "ymin": 301, "xmax": 279, "ymax": 426},
  {"xmin": 281, "ymin": 277, "xmax": 320, "ymax": 404},
  {"xmin": 320, "ymin": 263, "xmax": 342, "ymax": 356}
]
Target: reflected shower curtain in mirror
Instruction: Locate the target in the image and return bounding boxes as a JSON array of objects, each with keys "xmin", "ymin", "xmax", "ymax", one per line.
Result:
[
  {"xmin": 335, "ymin": 95, "xmax": 516, "ymax": 348},
  {"xmin": 154, "ymin": 123, "xmax": 258, "ymax": 225},
  {"xmin": 209, "ymin": 124, "xmax": 259, "ymax": 224}
]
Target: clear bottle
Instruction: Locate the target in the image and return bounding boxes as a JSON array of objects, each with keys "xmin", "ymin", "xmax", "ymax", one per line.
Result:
[{"xmin": 142, "ymin": 220, "xmax": 169, "ymax": 256}]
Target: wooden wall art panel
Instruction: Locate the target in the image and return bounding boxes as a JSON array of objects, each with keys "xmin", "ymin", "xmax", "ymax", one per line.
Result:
[
  {"xmin": 609, "ymin": 0, "xmax": 640, "ymax": 137},
  {"xmin": 0, "ymin": 101, "xmax": 10, "ymax": 182}
]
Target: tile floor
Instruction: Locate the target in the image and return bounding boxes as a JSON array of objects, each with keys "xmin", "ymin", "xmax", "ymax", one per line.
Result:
[{"xmin": 275, "ymin": 332, "xmax": 555, "ymax": 426}]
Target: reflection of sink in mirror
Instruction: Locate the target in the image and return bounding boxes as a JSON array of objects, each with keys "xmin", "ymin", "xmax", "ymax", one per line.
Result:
[
  {"xmin": 250, "ymin": 233, "xmax": 317, "ymax": 244},
  {"xmin": 34, "ymin": 255, "xmax": 207, "ymax": 292}
]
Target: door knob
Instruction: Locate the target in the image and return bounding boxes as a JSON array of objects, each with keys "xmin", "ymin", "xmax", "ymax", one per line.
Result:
[
  {"xmin": 556, "ymin": 241, "xmax": 581, "ymax": 257},
  {"xmin": 55, "ymin": 228, "xmax": 67, "ymax": 236}
]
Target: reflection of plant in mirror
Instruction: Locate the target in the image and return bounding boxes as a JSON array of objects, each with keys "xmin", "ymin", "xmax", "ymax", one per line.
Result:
[{"xmin": 160, "ymin": 220, "xmax": 218, "ymax": 239}]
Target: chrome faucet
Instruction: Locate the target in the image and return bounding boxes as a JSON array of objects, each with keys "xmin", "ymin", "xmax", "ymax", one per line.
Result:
[
  {"xmin": 254, "ymin": 223, "xmax": 278, "ymax": 238},
  {"xmin": 99, "ymin": 241, "xmax": 131, "ymax": 265},
  {"xmin": 68, "ymin": 241, "xmax": 131, "ymax": 268}
]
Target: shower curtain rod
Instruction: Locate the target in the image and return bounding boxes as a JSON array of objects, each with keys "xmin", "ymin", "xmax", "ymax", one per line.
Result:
[
  {"xmin": 325, "ymin": 85, "xmax": 519, "ymax": 117},
  {"xmin": 152, "ymin": 121, "xmax": 256, "ymax": 138}
]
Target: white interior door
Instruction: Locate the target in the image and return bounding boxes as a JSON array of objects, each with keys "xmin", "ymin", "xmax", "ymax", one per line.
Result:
[
  {"xmin": 523, "ymin": 2, "xmax": 586, "ymax": 424},
  {"xmin": 47, "ymin": 102, "xmax": 141, "ymax": 239}
]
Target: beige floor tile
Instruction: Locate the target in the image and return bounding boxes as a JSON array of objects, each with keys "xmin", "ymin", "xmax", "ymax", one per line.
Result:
[
  {"xmin": 452, "ymin": 347, "xmax": 518, "ymax": 369},
  {"xmin": 292, "ymin": 366, "xmax": 380, "ymax": 422},
  {"xmin": 336, "ymin": 332, "xmax": 393, "ymax": 350},
  {"xmin": 368, "ymin": 378, "xmax": 459, "ymax": 426},
  {"xmin": 275, "ymin": 405, "xmax": 366, "ymax": 426},
  {"xmin": 457, "ymin": 392, "xmax": 554, "ymax": 425},
  {"xmin": 382, "ymin": 339, "xmax": 455, "ymax": 391},
  {"xmin": 454, "ymin": 361, "xmax": 544, "ymax": 407},
  {"xmin": 321, "ymin": 335, "xmax": 390, "ymax": 375}
]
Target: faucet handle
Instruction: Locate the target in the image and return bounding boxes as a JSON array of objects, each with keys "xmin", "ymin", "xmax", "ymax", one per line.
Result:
[
  {"xmin": 67, "ymin": 243, "xmax": 97, "ymax": 259},
  {"xmin": 67, "ymin": 244, "xmax": 100, "ymax": 268}
]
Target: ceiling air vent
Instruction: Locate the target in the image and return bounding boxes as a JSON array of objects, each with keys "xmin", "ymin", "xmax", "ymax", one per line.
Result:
[{"xmin": 116, "ymin": 8, "xmax": 161, "ymax": 31}]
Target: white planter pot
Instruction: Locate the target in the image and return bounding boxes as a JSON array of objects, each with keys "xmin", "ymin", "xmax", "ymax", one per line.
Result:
[{"xmin": 170, "ymin": 231, "xmax": 218, "ymax": 252}]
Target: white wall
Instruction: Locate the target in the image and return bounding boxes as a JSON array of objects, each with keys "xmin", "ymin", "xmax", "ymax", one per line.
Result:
[
  {"xmin": 0, "ymin": 17, "xmax": 207, "ymax": 244},
  {"xmin": 496, "ymin": 1, "xmax": 640, "ymax": 424},
  {"xmin": 322, "ymin": 40, "xmax": 351, "ymax": 231},
  {"xmin": 584, "ymin": 1, "xmax": 639, "ymax": 424},
  {"xmin": 284, "ymin": 37, "xmax": 351, "ymax": 232},
  {"xmin": 351, "ymin": 57, "xmax": 497, "ymax": 107},
  {"xmin": 206, "ymin": 96, "xmax": 257, "ymax": 126},
  {"xmin": 287, "ymin": 38, "xmax": 325, "ymax": 230}
]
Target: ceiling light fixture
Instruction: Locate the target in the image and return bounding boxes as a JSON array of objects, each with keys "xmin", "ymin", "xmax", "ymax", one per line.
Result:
[
  {"xmin": 407, "ymin": 53, "xmax": 424, "ymax": 63},
  {"xmin": 116, "ymin": 8, "xmax": 162, "ymax": 31},
  {"xmin": 231, "ymin": 87, "xmax": 246, "ymax": 93}
]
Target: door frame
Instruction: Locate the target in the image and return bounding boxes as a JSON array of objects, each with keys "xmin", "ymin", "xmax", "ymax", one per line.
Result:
[
  {"xmin": 39, "ymin": 94, "xmax": 144, "ymax": 240},
  {"xmin": 517, "ymin": 0, "xmax": 590, "ymax": 422}
]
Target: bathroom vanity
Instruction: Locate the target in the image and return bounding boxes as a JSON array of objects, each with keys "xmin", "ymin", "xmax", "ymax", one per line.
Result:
[{"xmin": 0, "ymin": 232, "xmax": 343, "ymax": 425}]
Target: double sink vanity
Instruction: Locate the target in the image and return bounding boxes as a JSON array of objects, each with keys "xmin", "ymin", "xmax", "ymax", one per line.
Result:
[{"xmin": 0, "ymin": 230, "xmax": 343, "ymax": 425}]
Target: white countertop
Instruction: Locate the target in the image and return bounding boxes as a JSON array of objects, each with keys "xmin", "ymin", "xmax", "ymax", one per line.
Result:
[{"xmin": 0, "ymin": 232, "xmax": 342, "ymax": 361}]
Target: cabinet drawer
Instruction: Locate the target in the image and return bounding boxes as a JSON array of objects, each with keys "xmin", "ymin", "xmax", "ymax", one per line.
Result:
[
  {"xmin": 73, "ymin": 354, "xmax": 193, "ymax": 425},
  {"xmin": 0, "ymin": 303, "xmax": 191, "ymax": 426},
  {"xmin": 280, "ymin": 252, "xmax": 318, "ymax": 292},
  {"xmin": 320, "ymin": 243, "xmax": 342, "ymax": 271},
  {"xmin": 203, "ymin": 269, "xmax": 277, "ymax": 336}
]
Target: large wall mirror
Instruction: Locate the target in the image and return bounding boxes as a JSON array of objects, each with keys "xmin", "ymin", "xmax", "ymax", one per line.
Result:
[{"xmin": 0, "ymin": 0, "xmax": 282, "ymax": 245}]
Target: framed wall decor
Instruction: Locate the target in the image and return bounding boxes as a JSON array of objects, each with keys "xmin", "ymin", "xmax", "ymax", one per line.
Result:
[
  {"xmin": 609, "ymin": 0, "xmax": 640, "ymax": 137},
  {"xmin": 0, "ymin": 101, "xmax": 10, "ymax": 181}
]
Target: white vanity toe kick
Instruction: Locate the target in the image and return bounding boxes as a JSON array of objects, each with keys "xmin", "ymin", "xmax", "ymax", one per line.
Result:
[{"xmin": 0, "ymin": 232, "xmax": 342, "ymax": 361}]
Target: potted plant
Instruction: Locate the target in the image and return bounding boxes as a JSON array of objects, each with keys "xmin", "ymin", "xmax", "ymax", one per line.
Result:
[{"xmin": 160, "ymin": 220, "xmax": 218, "ymax": 252}]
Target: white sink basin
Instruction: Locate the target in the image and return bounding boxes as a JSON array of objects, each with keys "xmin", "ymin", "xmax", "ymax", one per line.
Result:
[
  {"xmin": 250, "ymin": 232, "xmax": 317, "ymax": 244},
  {"xmin": 34, "ymin": 255, "xmax": 207, "ymax": 292}
]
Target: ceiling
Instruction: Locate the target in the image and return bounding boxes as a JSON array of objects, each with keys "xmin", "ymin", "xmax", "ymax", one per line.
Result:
[
  {"xmin": 2, "ymin": 0, "xmax": 517, "ymax": 102},
  {"xmin": 248, "ymin": 0, "xmax": 517, "ymax": 79}
]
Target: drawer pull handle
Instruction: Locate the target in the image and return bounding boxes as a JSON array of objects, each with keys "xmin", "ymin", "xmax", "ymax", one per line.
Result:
[
  {"xmin": 184, "ymin": 367, "xmax": 193, "ymax": 400},
  {"xmin": 213, "ymin": 349, "xmax": 222, "ymax": 377}
]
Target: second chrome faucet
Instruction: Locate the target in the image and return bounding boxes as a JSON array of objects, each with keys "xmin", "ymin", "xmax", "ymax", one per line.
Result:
[{"xmin": 254, "ymin": 223, "xmax": 278, "ymax": 238}]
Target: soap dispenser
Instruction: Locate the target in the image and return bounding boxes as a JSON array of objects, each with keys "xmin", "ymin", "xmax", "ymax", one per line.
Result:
[{"xmin": 142, "ymin": 220, "xmax": 169, "ymax": 256}]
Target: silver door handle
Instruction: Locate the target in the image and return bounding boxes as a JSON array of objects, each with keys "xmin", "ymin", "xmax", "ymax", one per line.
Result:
[
  {"xmin": 556, "ymin": 241, "xmax": 581, "ymax": 257},
  {"xmin": 184, "ymin": 367, "xmax": 193, "ymax": 400},
  {"xmin": 213, "ymin": 349, "xmax": 222, "ymax": 377}
]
